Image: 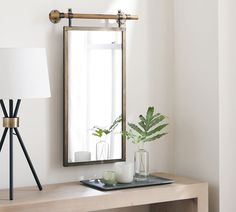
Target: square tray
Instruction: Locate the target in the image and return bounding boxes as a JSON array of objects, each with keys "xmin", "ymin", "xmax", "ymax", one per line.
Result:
[{"xmin": 80, "ymin": 175, "xmax": 174, "ymax": 191}]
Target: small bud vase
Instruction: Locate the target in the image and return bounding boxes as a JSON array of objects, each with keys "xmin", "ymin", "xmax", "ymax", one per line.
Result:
[{"xmin": 96, "ymin": 140, "xmax": 109, "ymax": 160}]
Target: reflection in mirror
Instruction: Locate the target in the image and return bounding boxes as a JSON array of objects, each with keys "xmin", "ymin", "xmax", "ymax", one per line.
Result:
[{"xmin": 64, "ymin": 27, "xmax": 126, "ymax": 166}]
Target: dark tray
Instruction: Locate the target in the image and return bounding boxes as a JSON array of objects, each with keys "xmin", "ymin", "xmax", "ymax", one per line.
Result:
[{"xmin": 80, "ymin": 175, "xmax": 174, "ymax": 191}]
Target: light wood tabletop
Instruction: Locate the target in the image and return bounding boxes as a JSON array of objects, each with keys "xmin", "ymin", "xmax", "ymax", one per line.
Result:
[{"xmin": 0, "ymin": 173, "xmax": 208, "ymax": 212}]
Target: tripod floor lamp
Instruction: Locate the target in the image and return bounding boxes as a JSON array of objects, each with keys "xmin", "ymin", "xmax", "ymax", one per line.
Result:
[{"xmin": 0, "ymin": 48, "xmax": 51, "ymax": 200}]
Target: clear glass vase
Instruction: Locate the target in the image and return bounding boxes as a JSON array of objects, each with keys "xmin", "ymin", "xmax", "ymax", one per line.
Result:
[
  {"xmin": 96, "ymin": 140, "xmax": 109, "ymax": 160},
  {"xmin": 134, "ymin": 147, "xmax": 149, "ymax": 181}
]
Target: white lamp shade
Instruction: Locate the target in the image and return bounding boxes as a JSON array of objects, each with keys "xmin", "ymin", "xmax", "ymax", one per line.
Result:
[{"xmin": 0, "ymin": 48, "xmax": 51, "ymax": 99}]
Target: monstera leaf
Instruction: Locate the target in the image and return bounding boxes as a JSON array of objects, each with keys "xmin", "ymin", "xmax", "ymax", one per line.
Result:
[{"xmin": 125, "ymin": 107, "xmax": 168, "ymax": 144}]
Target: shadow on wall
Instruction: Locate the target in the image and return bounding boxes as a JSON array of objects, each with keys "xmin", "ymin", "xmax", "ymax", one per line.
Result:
[
  {"xmin": 125, "ymin": 0, "xmax": 174, "ymax": 173},
  {"xmin": 145, "ymin": 0, "xmax": 174, "ymax": 173}
]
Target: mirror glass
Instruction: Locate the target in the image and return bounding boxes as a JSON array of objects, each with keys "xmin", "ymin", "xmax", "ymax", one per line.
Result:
[{"xmin": 64, "ymin": 27, "xmax": 126, "ymax": 166}]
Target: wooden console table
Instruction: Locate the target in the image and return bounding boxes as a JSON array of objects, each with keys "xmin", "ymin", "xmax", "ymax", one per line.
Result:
[{"xmin": 0, "ymin": 173, "xmax": 208, "ymax": 212}]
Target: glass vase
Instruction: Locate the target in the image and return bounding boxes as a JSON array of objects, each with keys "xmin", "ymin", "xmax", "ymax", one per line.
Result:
[
  {"xmin": 96, "ymin": 140, "xmax": 109, "ymax": 160},
  {"xmin": 134, "ymin": 147, "xmax": 149, "ymax": 181}
]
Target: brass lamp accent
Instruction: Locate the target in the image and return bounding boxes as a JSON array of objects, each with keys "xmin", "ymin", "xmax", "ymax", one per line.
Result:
[{"xmin": 3, "ymin": 117, "xmax": 19, "ymax": 128}]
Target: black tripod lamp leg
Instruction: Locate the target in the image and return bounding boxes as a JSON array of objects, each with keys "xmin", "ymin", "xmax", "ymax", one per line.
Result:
[
  {"xmin": 14, "ymin": 128, "xmax": 42, "ymax": 191},
  {"xmin": 9, "ymin": 99, "xmax": 14, "ymax": 200},
  {"xmin": 9, "ymin": 128, "xmax": 13, "ymax": 200},
  {"xmin": 0, "ymin": 128, "xmax": 8, "ymax": 151},
  {"xmin": 0, "ymin": 99, "xmax": 9, "ymax": 152},
  {"xmin": 0, "ymin": 99, "xmax": 8, "ymax": 117}
]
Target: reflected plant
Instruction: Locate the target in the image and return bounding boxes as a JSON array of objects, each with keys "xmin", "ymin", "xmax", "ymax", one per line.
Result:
[
  {"xmin": 92, "ymin": 115, "xmax": 122, "ymax": 160},
  {"xmin": 91, "ymin": 115, "xmax": 122, "ymax": 138}
]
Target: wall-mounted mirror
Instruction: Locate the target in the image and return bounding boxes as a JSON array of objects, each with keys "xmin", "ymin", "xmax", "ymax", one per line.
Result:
[{"xmin": 63, "ymin": 26, "xmax": 126, "ymax": 166}]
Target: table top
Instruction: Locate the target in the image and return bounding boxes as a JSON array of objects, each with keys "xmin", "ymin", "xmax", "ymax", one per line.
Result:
[{"xmin": 0, "ymin": 173, "xmax": 208, "ymax": 212}]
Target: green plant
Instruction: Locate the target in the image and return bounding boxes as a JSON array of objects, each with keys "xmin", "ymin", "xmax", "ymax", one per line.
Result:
[
  {"xmin": 92, "ymin": 115, "xmax": 122, "ymax": 138},
  {"xmin": 125, "ymin": 107, "xmax": 168, "ymax": 145}
]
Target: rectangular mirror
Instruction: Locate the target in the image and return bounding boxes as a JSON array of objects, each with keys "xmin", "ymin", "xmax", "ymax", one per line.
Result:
[{"xmin": 63, "ymin": 27, "xmax": 126, "ymax": 166}]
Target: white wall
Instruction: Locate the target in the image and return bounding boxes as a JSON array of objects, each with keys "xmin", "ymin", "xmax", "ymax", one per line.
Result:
[
  {"xmin": 173, "ymin": 0, "xmax": 219, "ymax": 212},
  {"xmin": 0, "ymin": 0, "xmax": 174, "ymax": 189},
  {"xmin": 219, "ymin": 0, "xmax": 236, "ymax": 211},
  {"xmin": 1, "ymin": 1, "xmax": 233, "ymax": 212}
]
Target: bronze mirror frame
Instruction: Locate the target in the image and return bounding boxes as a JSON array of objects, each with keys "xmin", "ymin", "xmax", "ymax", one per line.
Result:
[{"xmin": 63, "ymin": 26, "xmax": 126, "ymax": 166}]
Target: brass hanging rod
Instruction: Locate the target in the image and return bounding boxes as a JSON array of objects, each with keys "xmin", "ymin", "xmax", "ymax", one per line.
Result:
[{"xmin": 49, "ymin": 9, "xmax": 138, "ymax": 24}]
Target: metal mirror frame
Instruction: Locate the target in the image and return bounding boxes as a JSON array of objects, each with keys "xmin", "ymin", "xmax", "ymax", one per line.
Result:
[{"xmin": 63, "ymin": 26, "xmax": 126, "ymax": 166}]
